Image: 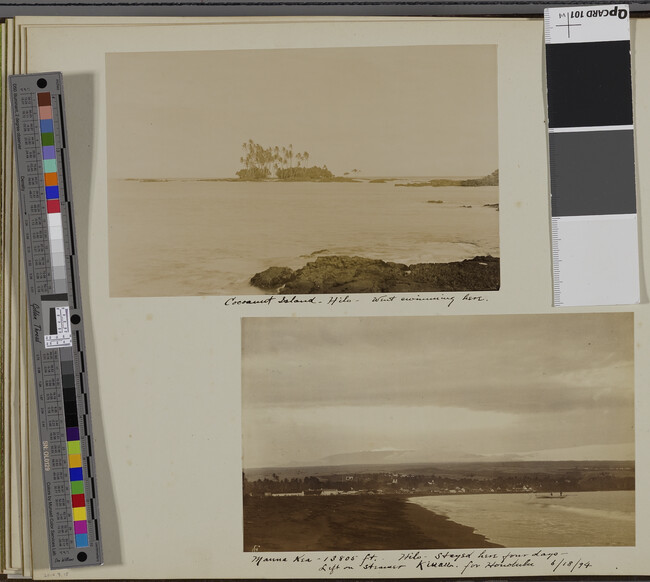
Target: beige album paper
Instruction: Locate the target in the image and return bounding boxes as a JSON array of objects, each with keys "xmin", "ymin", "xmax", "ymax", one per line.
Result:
[{"xmin": 10, "ymin": 16, "xmax": 650, "ymax": 579}]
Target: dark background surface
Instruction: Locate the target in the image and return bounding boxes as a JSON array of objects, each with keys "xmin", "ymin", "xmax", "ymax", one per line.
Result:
[
  {"xmin": 0, "ymin": 0, "xmax": 648, "ymax": 17},
  {"xmin": 1, "ymin": 0, "xmax": 650, "ymax": 580}
]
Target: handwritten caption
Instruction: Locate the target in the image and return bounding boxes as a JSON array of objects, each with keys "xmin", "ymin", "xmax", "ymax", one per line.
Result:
[
  {"xmin": 251, "ymin": 549, "xmax": 592, "ymax": 576},
  {"xmin": 225, "ymin": 293, "xmax": 488, "ymax": 308}
]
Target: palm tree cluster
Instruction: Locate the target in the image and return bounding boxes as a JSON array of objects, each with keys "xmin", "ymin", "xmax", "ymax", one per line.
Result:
[{"xmin": 237, "ymin": 139, "xmax": 332, "ymax": 181}]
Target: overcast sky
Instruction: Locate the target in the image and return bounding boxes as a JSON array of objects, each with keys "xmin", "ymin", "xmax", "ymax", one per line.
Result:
[
  {"xmin": 242, "ymin": 314, "xmax": 634, "ymax": 468},
  {"xmin": 107, "ymin": 45, "xmax": 498, "ymax": 179}
]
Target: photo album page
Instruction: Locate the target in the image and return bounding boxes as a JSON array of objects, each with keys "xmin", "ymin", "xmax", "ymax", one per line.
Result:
[{"xmin": 2, "ymin": 14, "xmax": 649, "ymax": 579}]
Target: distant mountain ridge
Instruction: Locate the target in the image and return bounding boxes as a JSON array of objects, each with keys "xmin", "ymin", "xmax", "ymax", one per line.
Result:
[{"xmin": 282, "ymin": 442, "xmax": 635, "ymax": 469}]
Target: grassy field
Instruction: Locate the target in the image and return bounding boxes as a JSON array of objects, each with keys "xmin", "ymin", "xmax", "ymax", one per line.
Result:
[{"xmin": 243, "ymin": 494, "xmax": 501, "ymax": 552}]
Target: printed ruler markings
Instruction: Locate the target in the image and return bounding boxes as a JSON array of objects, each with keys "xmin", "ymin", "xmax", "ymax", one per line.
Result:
[
  {"xmin": 10, "ymin": 72, "xmax": 102, "ymax": 569},
  {"xmin": 544, "ymin": 4, "xmax": 639, "ymax": 306}
]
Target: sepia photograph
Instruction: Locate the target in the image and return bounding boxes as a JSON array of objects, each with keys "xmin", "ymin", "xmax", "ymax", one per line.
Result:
[
  {"xmin": 106, "ymin": 45, "xmax": 499, "ymax": 297},
  {"xmin": 241, "ymin": 313, "xmax": 634, "ymax": 551}
]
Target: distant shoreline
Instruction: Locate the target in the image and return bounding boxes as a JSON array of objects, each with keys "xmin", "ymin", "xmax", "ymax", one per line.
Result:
[
  {"xmin": 120, "ymin": 174, "xmax": 498, "ymax": 185},
  {"xmin": 243, "ymin": 494, "xmax": 501, "ymax": 552}
]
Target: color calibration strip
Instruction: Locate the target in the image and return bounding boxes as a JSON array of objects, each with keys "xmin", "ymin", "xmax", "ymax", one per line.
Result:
[
  {"xmin": 10, "ymin": 72, "xmax": 102, "ymax": 567},
  {"xmin": 545, "ymin": 5, "xmax": 640, "ymax": 306},
  {"xmin": 38, "ymin": 90, "xmax": 88, "ymax": 548},
  {"xmin": 38, "ymin": 91, "xmax": 67, "ymax": 294}
]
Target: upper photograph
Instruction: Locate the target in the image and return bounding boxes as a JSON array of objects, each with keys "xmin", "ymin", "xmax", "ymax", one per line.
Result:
[{"xmin": 106, "ymin": 45, "xmax": 499, "ymax": 297}]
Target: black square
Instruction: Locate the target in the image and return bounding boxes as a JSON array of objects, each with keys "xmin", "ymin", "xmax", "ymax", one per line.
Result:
[{"xmin": 546, "ymin": 41, "xmax": 632, "ymax": 128}]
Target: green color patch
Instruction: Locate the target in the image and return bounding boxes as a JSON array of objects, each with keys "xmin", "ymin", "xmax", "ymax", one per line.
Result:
[
  {"xmin": 70, "ymin": 481, "xmax": 85, "ymax": 494},
  {"xmin": 67, "ymin": 440, "xmax": 81, "ymax": 455},
  {"xmin": 41, "ymin": 132, "xmax": 54, "ymax": 146}
]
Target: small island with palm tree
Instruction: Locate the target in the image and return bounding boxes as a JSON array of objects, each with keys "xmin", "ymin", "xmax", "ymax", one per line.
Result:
[
  {"xmin": 235, "ymin": 139, "xmax": 498, "ymax": 189},
  {"xmin": 237, "ymin": 139, "xmax": 355, "ymax": 182}
]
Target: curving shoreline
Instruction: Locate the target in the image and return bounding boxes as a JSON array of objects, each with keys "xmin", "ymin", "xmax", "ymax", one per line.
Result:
[
  {"xmin": 250, "ymin": 255, "xmax": 500, "ymax": 294},
  {"xmin": 403, "ymin": 500, "xmax": 502, "ymax": 549},
  {"xmin": 243, "ymin": 494, "xmax": 503, "ymax": 552}
]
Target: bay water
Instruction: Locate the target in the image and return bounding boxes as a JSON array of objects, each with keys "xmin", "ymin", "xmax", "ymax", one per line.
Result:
[
  {"xmin": 409, "ymin": 491, "xmax": 634, "ymax": 547},
  {"xmin": 108, "ymin": 179, "xmax": 499, "ymax": 297}
]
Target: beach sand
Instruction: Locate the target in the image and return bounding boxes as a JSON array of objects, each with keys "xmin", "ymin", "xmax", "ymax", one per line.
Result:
[{"xmin": 243, "ymin": 494, "xmax": 502, "ymax": 552}]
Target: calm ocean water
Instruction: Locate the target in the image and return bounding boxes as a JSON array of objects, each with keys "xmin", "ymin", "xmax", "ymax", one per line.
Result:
[
  {"xmin": 410, "ymin": 491, "xmax": 635, "ymax": 547},
  {"xmin": 108, "ymin": 179, "xmax": 499, "ymax": 297}
]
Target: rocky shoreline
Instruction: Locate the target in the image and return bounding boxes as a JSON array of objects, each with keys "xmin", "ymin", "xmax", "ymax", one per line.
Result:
[{"xmin": 250, "ymin": 255, "xmax": 499, "ymax": 294}]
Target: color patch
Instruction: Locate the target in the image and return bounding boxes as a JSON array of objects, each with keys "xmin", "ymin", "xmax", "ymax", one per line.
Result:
[
  {"xmin": 44, "ymin": 172, "xmax": 58, "ymax": 186},
  {"xmin": 74, "ymin": 521, "xmax": 88, "ymax": 535},
  {"xmin": 71, "ymin": 494, "xmax": 86, "ymax": 508},
  {"xmin": 42, "ymin": 145, "xmax": 55, "ymax": 159},
  {"xmin": 70, "ymin": 481, "xmax": 84, "ymax": 495},
  {"xmin": 46, "ymin": 211, "xmax": 62, "ymax": 227},
  {"xmin": 45, "ymin": 186, "xmax": 59, "ymax": 199},
  {"xmin": 40, "ymin": 118, "xmax": 54, "ymax": 133},
  {"xmin": 66, "ymin": 426, "xmax": 79, "ymax": 440},
  {"xmin": 46, "ymin": 200, "xmax": 60, "ymax": 214},
  {"xmin": 43, "ymin": 158, "xmax": 57, "ymax": 173},
  {"xmin": 72, "ymin": 507, "xmax": 87, "ymax": 521},
  {"xmin": 67, "ymin": 440, "xmax": 81, "ymax": 455},
  {"xmin": 75, "ymin": 534, "xmax": 89, "ymax": 548},
  {"xmin": 69, "ymin": 467, "xmax": 83, "ymax": 481},
  {"xmin": 41, "ymin": 132, "xmax": 54, "ymax": 146},
  {"xmin": 68, "ymin": 454, "xmax": 82, "ymax": 468},
  {"xmin": 550, "ymin": 130, "xmax": 636, "ymax": 216},
  {"xmin": 546, "ymin": 41, "xmax": 633, "ymax": 128},
  {"xmin": 37, "ymin": 92, "xmax": 51, "ymax": 106}
]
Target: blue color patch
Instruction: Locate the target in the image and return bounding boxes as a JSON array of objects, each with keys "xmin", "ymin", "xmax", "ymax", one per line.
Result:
[
  {"xmin": 75, "ymin": 534, "xmax": 89, "ymax": 548},
  {"xmin": 42, "ymin": 145, "xmax": 56, "ymax": 160},
  {"xmin": 45, "ymin": 186, "xmax": 59, "ymax": 199},
  {"xmin": 69, "ymin": 467, "xmax": 83, "ymax": 481},
  {"xmin": 40, "ymin": 119, "xmax": 54, "ymax": 133}
]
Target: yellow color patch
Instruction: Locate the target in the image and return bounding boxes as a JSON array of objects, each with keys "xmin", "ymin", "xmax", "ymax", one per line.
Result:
[
  {"xmin": 68, "ymin": 454, "xmax": 82, "ymax": 468},
  {"xmin": 73, "ymin": 507, "xmax": 87, "ymax": 521}
]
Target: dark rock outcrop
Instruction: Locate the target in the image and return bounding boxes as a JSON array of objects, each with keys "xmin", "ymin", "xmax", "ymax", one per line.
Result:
[
  {"xmin": 250, "ymin": 266, "xmax": 295, "ymax": 290},
  {"xmin": 250, "ymin": 255, "xmax": 499, "ymax": 294}
]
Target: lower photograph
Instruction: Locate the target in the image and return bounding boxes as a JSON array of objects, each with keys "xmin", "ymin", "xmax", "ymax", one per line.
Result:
[{"xmin": 241, "ymin": 313, "xmax": 634, "ymax": 552}]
